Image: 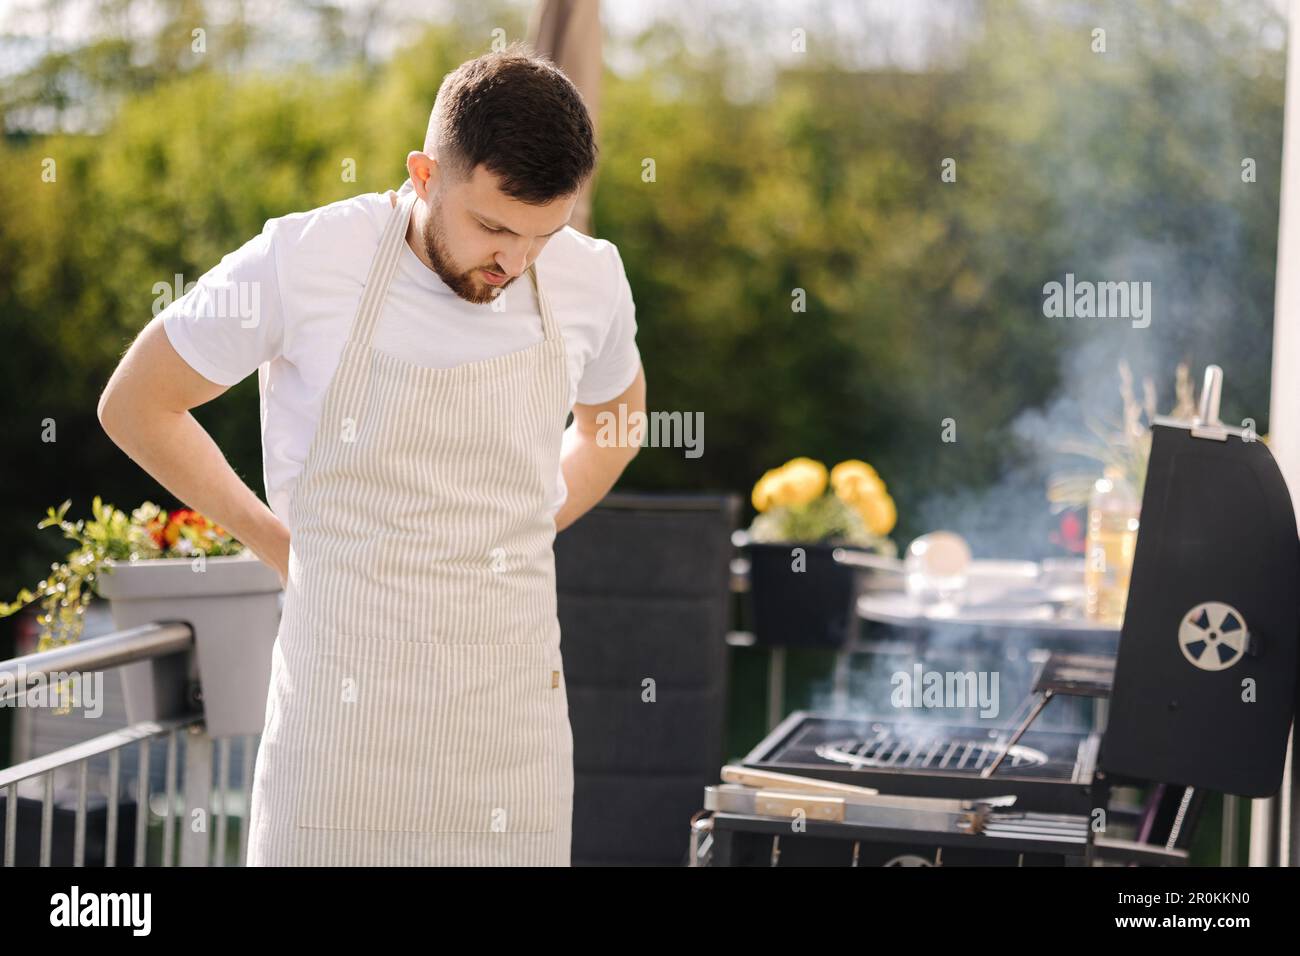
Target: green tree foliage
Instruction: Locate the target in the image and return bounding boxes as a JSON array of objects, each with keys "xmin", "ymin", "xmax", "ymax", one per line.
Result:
[{"xmin": 0, "ymin": 0, "xmax": 1285, "ymax": 591}]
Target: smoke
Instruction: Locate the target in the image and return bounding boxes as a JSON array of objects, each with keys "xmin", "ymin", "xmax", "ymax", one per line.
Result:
[
  {"xmin": 776, "ymin": 1, "xmax": 1282, "ymax": 729},
  {"xmin": 802, "ymin": 622, "xmax": 1099, "ymax": 735}
]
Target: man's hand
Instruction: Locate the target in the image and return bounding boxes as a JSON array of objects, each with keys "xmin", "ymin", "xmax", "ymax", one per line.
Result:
[
  {"xmin": 98, "ymin": 317, "xmax": 290, "ymax": 587},
  {"xmin": 555, "ymin": 363, "xmax": 646, "ymax": 532}
]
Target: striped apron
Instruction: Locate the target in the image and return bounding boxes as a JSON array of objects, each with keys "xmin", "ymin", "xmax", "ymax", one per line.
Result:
[{"xmin": 246, "ymin": 186, "xmax": 574, "ymax": 865}]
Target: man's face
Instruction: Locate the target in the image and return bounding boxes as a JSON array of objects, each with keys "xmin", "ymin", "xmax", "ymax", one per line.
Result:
[{"xmin": 421, "ymin": 165, "xmax": 577, "ymax": 305}]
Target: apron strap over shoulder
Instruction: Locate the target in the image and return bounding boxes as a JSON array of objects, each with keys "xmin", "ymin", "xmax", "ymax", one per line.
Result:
[{"xmin": 346, "ymin": 187, "xmax": 561, "ymax": 360}]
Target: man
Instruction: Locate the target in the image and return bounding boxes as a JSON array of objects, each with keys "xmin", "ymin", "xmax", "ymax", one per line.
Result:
[{"xmin": 97, "ymin": 46, "xmax": 645, "ymax": 866}]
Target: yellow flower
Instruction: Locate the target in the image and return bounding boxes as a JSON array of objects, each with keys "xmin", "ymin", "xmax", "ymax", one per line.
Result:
[
  {"xmin": 751, "ymin": 468, "xmax": 783, "ymax": 512},
  {"xmin": 751, "ymin": 457, "xmax": 828, "ymax": 512},
  {"xmin": 829, "ymin": 460, "xmax": 897, "ymax": 536},
  {"xmin": 779, "ymin": 457, "xmax": 828, "ymax": 505},
  {"xmin": 830, "ymin": 459, "xmax": 885, "ymax": 503},
  {"xmin": 831, "ymin": 459, "xmax": 877, "ymax": 484},
  {"xmin": 855, "ymin": 491, "xmax": 897, "ymax": 536}
]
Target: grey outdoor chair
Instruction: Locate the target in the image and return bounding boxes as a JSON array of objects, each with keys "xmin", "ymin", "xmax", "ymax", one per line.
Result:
[{"xmin": 555, "ymin": 491, "xmax": 739, "ymax": 866}]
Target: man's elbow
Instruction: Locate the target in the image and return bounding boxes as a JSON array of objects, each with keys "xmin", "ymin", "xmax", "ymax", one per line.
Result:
[
  {"xmin": 623, "ymin": 367, "xmax": 647, "ymax": 461},
  {"xmin": 97, "ymin": 386, "xmax": 118, "ymax": 436},
  {"xmin": 97, "ymin": 384, "xmax": 134, "ymax": 447},
  {"xmin": 620, "ymin": 405, "xmax": 646, "ymax": 463}
]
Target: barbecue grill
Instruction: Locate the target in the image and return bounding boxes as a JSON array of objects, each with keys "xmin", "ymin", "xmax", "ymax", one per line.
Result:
[
  {"xmin": 694, "ymin": 366, "xmax": 1300, "ymax": 866},
  {"xmin": 740, "ymin": 712, "xmax": 1099, "ymax": 814}
]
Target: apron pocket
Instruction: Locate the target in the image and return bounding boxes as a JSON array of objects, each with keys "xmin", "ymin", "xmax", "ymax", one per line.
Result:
[{"xmin": 294, "ymin": 641, "xmax": 564, "ymax": 834}]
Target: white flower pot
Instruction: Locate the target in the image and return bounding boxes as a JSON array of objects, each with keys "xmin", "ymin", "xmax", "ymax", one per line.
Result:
[{"xmin": 95, "ymin": 552, "xmax": 282, "ymax": 737}]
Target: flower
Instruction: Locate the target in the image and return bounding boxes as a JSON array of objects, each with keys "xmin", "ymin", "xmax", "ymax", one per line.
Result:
[
  {"xmin": 854, "ymin": 490, "xmax": 897, "ymax": 536},
  {"xmin": 830, "ymin": 459, "xmax": 897, "ymax": 536},
  {"xmin": 145, "ymin": 516, "xmax": 167, "ymax": 548},
  {"xmin": 154, "ymin": 508, "xmax": 226, "ymax": 553},
  {"xmin": 780, "ymin": 457, "xmax": 828, "ymax": 504},
  {"xmin": 751, "ymin": 470, "xmax": 781, "ymax": 512},
  {"xmin": 751, "ymin": 457, "xmax": 828, "ymax": 512},
  {"xmin": 2, "ymin": 498, "xmax": 246, "ymax": 650},
  {"xmin": 830, "ymin": 459, "xmax": 884, "ymax": 499},
  {"xmin": 748, "ymin": 455, "xmax": 898, "ymax": 550}
]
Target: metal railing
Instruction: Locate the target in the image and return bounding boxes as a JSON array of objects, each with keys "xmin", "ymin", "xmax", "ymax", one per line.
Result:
[{"xmin": 1, "ymin": 623, "xmax": 257, "ymax": 866}]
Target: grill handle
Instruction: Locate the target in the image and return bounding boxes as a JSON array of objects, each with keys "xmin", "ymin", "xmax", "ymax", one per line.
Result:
[{"xmin": 1195, "ymin": 364, "xmax": 1223, "ymax": 426}]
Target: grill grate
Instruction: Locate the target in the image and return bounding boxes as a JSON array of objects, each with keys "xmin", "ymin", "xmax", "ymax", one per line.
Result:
[
  {"xmin": 814, "ymin": 726, "xmax": 1050, "ymax": 773},
  {"xmin": 748, "ymin": 713, "xmax": 1099, "ymax": 802}
]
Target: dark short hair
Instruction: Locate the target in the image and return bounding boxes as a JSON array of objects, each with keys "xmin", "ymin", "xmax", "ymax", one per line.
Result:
[{"xmin": 427, "ymin": 43, "xmax": 597, "ymax": 204}]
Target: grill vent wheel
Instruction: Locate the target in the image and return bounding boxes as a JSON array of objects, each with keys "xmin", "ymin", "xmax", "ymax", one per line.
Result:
[{"xmin": 1178, "ymin": 601, "xmax": 1248, "ymax": 672}]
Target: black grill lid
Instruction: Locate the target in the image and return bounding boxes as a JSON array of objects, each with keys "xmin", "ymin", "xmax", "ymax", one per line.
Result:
[{"xmin": 1102, "ymin": 369, "xmax": 1300, "ymax": 796}]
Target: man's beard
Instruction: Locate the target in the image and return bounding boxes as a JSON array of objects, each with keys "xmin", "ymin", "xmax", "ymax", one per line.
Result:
[{"xmin": 421, "ymin": 203, "xmax": 517, "ymax": 305}]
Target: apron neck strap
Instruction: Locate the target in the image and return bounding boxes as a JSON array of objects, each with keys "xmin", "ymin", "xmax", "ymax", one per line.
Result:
[
  {"xmin": 527, "ymin": 260, "xmax": 561, "ymax": 342},
  {"xmin": 348, "ymin": 187, "xmax": 561, "ymax": 354}
]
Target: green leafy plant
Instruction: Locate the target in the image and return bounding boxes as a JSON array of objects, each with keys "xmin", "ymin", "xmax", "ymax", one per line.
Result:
[
  {"xmin": 0, "ymin": 497, "xmax": 244, "ymax": 651},
  {"xmin": 1047, "ymin": 361, "xmax": 1198, "ymax": 511}
]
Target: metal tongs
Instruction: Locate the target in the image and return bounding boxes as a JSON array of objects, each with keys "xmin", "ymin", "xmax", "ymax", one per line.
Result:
[{"xmin": 713, "ymin": 765, "xmax": 1016, "ymax": 834}]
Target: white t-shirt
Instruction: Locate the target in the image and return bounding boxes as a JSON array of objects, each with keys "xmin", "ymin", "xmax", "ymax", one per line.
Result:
[{"xmin": 160, "ymin": 179, "xmax": 641, "ymax": 525}]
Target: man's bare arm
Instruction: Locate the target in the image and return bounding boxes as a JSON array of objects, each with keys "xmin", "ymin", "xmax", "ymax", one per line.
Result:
[
  {"xmin": 97, "ymin": 317, "xmax": 290, "ymax": 584},
  {"xmin": 555, "ymin": 363, "xmax": 646, "ymax": 532}
]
